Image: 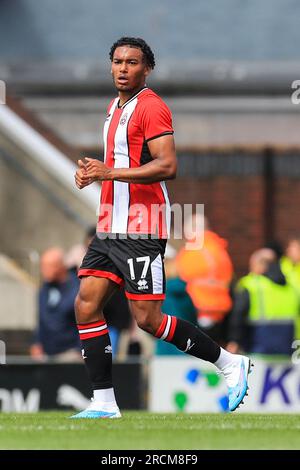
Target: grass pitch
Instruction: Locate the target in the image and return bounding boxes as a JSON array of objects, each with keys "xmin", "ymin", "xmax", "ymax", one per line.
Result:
[{"xmin": 0, "ymin": 412, "xmax": 299, "ymax": 450}]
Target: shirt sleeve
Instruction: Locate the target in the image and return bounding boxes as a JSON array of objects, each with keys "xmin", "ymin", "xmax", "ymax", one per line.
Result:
[{"xmin": 139, "ymin": 99, "xmax": 174, "ymax": 142}]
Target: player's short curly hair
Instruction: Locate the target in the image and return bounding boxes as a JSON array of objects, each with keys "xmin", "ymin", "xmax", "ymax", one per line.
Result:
[{"xmin": 109, "ymin": 37, "xmax": 155, "ymax": 69}]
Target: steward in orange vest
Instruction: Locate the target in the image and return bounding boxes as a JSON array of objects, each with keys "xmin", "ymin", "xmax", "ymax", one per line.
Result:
[{"xmin": 177, "ymin": 229, "xmax": 233, "ymax": 341}]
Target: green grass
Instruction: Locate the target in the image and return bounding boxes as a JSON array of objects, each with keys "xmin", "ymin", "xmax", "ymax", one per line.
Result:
[{"xmin": 0, "ymin": 412, "xmax": 300, "ymax": 450}]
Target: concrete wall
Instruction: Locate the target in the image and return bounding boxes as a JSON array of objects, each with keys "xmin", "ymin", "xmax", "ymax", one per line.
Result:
[
  {"xmin": 0, "ymin": 254, "xmax": 37, "ymax": 329},
  {"xmin": 0, "ymin": 133, "xmax": 97, "ymax": 270},
  {"xmin": 21, "ymin": 96, "xmax": 300, "ymax": 151},
  {"xmin": 0, "ymin": 0, "xmax": 299, "ymax": 61}
]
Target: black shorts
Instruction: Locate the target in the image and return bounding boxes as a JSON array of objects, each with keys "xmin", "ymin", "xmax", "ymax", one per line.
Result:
[{"xmin": 78, "ymin": 235, "xmax": 167, "ymax": 300}]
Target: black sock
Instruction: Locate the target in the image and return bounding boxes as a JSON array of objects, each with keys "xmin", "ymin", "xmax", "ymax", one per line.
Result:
[
  {"xmin": 155, "ymin": 314, "xmax": 221, "ymax": 363},
  {"xmin": 77, "ymin": 320, "xmax": 112, "ymax": 389}
]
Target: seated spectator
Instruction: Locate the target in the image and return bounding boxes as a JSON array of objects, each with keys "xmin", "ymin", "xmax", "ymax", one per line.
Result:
[
  {"xmin": 227, "ymin": 248, "xmax": 299, "ymax": 356},
  {"xmin": 30, "ymin": 247, "xmax": 81, "ymax": 362}
]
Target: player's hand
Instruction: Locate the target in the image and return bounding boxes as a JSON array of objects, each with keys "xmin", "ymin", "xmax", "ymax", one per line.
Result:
[
  {"xmin": 75, "ymin": 159, "xmax": 95, "ymax": 189},
  {"xmin": 84, "ymin": 157, "xmax": 111, "ymax": 181}
]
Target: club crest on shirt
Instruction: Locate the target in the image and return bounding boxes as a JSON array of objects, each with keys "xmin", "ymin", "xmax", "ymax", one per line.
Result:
[{"xmin": 120, "ymin": 113, "xmax": 128, "ymax": 126}]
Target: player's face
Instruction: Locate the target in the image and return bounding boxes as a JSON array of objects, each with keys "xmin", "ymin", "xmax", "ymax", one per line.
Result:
[{"xmin": 111, "ymin": 46, "xmax": 150, "ymax": 94}]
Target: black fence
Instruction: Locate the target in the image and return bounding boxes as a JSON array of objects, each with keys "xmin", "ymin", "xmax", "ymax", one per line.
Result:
[{"xmin": 0, "ymin": 361, "xmax": 144, "ymax": 412}]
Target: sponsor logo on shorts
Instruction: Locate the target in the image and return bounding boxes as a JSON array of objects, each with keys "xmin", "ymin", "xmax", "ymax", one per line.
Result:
[{"xmin": 137, "ymin": 279, "xmax": 148, "ymax": 290}]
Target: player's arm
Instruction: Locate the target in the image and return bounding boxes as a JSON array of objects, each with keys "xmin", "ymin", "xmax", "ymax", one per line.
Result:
[{"xmin": 84, "ymin": 134, "xmax": 177, "ymax": 184}]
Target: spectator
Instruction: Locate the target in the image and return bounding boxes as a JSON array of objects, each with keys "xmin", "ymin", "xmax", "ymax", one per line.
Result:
[
  {"xmin": 30, "ymin": 247, "xmax": 81, "ymax": 361},
  {"xmin": 176, "ymin": 214, "xmax": 233, "ymax": 345},
  {"xmin": 281, "ymin": 238, "xmax": 300, "ymax": 295},
  {"xmin": 281, "ymin": 237, "xmax": 300, "ymax": 339},
  {"xmin": 227, "ymin": 248, "xmax": 299, "ymax": 355}
]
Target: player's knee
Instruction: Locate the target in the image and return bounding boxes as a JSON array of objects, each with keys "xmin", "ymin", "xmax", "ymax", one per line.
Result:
[
  {"xmin": 136, "ymin": 312, "xmax": 154, "ymax": 333},
  {"xmin": 137, "ymin": 315, "xmax": 155, "ymax": 335},
  {"xmin": 133, "ymin": 303, "xmax": 162, "ymax": 334},
  {"xmin": 74, "ymin": 292, "xmax": 97, "ymax": 322}
]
